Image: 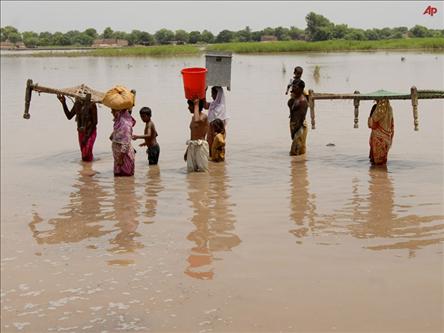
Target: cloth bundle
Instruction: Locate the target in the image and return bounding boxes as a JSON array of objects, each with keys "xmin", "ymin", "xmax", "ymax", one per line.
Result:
[{"xmin": 102, "ymin": 85, "xmax": 134, "ymax": 110}]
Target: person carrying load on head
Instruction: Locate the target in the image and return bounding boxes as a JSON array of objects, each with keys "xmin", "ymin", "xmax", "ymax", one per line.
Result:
[
  {"xmin": 103, "ymin": 86, "xmax": 137, "ymax": 176},
  {"xmin": 184, "ymin": 99, "xmax": 209, "ymax": 172}
]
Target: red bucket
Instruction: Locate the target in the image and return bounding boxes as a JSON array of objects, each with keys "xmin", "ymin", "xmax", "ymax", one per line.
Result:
[{"xmin": 181, "ymin": 67, "xmax": 207, "ymax": 100}]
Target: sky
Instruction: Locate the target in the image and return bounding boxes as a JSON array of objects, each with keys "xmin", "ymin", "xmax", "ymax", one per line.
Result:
[{"xmin": 1, "ymin": 1, "xmax": 444, "ymax": 34}]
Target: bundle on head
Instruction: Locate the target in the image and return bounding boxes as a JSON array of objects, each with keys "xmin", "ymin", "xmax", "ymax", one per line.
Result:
[{"xmin": 102, "ymin": 85, "xmax": 134, "ymax": 110}]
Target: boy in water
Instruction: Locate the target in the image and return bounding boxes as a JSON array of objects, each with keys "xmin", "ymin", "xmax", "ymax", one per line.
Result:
[
  {"xmin": 132, "ymin": 107, "xmax": 160, "ymax": 165},
  {"xmin": 285, "ymin": 66, "xmax": 303, "ymax": 95},
  {"xmin": 210, "ymin": 118, "xmax": 226, "ymax": 162}
]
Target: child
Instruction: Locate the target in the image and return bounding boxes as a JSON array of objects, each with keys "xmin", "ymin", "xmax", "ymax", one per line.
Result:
[
  {"xmin": 285, "ymin": 66, "xmax": 303, "ymax": 95},
  {"xmin": 132, "ymin": 107, "xmax": 160, "ymax": 165},
  {"xmin": 210, "ymin": 118, "xmax": 226, "ymax": 162}
]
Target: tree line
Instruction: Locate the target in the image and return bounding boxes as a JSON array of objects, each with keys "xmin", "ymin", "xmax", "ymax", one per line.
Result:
[{"xmin": 2, "ymin": 12, "xmax": 443, "ymax": 48}]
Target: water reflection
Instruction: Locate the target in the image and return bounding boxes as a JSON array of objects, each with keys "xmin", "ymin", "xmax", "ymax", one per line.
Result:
[
  {"xmin": 185, "ymin": 164, "xmax": 241, "ymax": 280},
  {"xmin": 349, "ymin": 166, "xmax": 444, "ymax": 255},
  {"xmin": 108, "ymin": 176, "xmax": 143, "ymax": 254},
  {"xmin": 287, "ymin": 163, "xmax": 444, "ymax": 255},
  {"xmin": 288, "ymin": 158, "xmax": 317, "ymax": 242},
  {"xmin": 29, "ymin": 163, "xmax": 111, "ymax": 245},
  {"xmin": 142, "ymin": 166, "xmax": 164, "ymax": 224}
]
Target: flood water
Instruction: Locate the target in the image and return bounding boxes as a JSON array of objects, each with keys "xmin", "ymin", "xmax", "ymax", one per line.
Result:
[{"xmin": 1, "ymin": 51, "xmax": 443, "ymax": 332}]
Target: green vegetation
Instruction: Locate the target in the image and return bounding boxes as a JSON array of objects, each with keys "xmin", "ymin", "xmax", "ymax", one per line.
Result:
[
  {"xmin": 2, "ymin": 12, "xmax": 444, "ymax": 49},
  {"xmin": 27, "ymin": 45, "xmax": 201, "ymax": 57},
  {"xmin": 5, "ymin": 38, "xmax": 443, "ymax": 58},
  {"xmin": 206, "ymin": 38, "xmax": 444, "ymax": 53}
]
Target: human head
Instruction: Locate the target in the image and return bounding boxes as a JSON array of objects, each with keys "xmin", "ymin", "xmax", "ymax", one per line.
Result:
[
  {"xmin": 139, "ymin": 106, "xmax": 152, "ymax": 122},
  {"xmin": 294, "ymin": 66, "xmax": 303, "ymax": 79},
  {"xmin": 187, "ymin": 99, "xmax": 204, "ymax": 113},
  {"xmin": 211, "ymin": 86, "xmax": 222, "ymax": 100},
  {"xmin": 211, "ymin": 118, "xmax": 225, "ymax": 134}
]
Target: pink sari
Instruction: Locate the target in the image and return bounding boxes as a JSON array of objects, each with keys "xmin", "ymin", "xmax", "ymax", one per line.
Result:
[
  {"xmin": 368, "ymin": 99, "xmax": 394, "ymax": 165},
  {"xmin": 78, "ymin": 128, "xmax": 97, "ymax": 162},
  {"xmin": 112, "ymin": 111, "xmax": 136, "ymax": 176}
]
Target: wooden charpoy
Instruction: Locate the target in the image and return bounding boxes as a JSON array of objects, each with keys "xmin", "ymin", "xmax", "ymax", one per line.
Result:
[{"xmin": 307, "ymin": 87, "xmax": 444, "ymax": 131}]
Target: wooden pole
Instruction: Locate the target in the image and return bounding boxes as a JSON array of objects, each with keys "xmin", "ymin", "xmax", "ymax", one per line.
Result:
[
  {"xmin": 308, "ymin": 89, "xmax": 315, "ymax": 129},
  {"xmin": 23, "ymin": 79, "xmax": 33, "ymax": 119},
  {"xmin": 411, "ymin": 86, "xmax": 419, "ymax": 131},
  {"xmin": 353, "ymin": 91, "xmax": 360, "ymax": 128}
]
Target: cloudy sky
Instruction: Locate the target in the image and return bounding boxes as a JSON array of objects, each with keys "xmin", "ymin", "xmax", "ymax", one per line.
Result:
[{"xmin": 1, "ymin": 1, "xmax": 443, "ymax": 34}]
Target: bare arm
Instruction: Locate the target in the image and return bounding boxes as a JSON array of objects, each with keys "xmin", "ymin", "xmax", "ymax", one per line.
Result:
[
  {"xmin": 57, "ymin": 94, "xmax": 77, "ymax": 120},
  {"xmin": 193, "ymin": 99, "xmax": 201, "ymax": 123}
]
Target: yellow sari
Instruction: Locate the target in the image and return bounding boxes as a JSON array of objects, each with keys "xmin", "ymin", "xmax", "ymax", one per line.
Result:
[{"xmin": 368, "ymin": 99, "xmax": 394, "ymax": 165}]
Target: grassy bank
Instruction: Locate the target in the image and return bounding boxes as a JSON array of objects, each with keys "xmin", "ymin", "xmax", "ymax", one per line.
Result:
[
  {"xmin": 17, "ymin": 45, "xmax": 201, "ymax": 57},
  {"xmin": 4, "ymin": 38, "xmax": 444, "ymax": 57},
  {"xmin": 206, "ymin": 38, "xmax": 444, "ymax": 53}
]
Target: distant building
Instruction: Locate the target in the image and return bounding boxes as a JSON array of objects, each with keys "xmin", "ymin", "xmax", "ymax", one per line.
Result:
[
  {"xmin": 0, "ymin": 40, "xmax": 26, "ymax": 49},
  {"xmin": 260, "ymin": 35, "xmax": 278, "ymax": 42},
  {"xmin": 92, "ymin": 39, "xmax": 129, "ymax": 48}
]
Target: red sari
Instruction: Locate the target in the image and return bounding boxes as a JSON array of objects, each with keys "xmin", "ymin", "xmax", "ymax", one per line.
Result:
[{"xmin": 368, "ymin": 99, "xmax": 394, "ymax": 165}]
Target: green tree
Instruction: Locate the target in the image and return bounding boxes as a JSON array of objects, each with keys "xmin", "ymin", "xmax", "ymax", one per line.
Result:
[
  {"xmin": 188, "ymin": 31, "xmax": 201, "ymax": 44},
  {"xmin": 289, "ymin": 26, "xmax": 305, "ymax": 40},
  {"xmin": 251, "ymin": 31, "xmax": 262, "ymax": 42},
  {"xmin": 344, "ymin": 29, "xmax": 366, "ymax": 41},
  {"xmin": 332, "ymin": 24, "xmax": 349, "ymax": 39},
  {"xmin": 274, "ymin": 26, "xmax": 290, "ymax": 41},
  {"xmin": 201, "ymin": 30, "xmax": 215, "ymax": 43},
  {"xmin": 51, "ymin": 32, "xmax": 70, "ymax": 46},
  {"xmin": 154, "ymin": 28, "xmax": 174, "ymax": 44},
  {"xmin": 236, "ymin": 26, "xmax": 251, "ymax": 42},
  {"xmin": 22, "ymin": 31, "xmax": 39, "ymax": 47},
  {"xmin": 175, "ymin": 29, "xmax": 189, "ymax": 43},
  {"xmin": 113, "ymin": 31, "xmax": 128, "ymax": 40},
  {"xmin": 1, "ymin": 25, "xmax": 21, "ymax": 42},
  {"xmin": 216, "ymin": 30, "xmax": 234, "ymax": 43},
  {"xmin": 102, "ymin": 27, "xmax": 114, "ymax": 39},
  {"xmin": 38, "ymin": 32, "xmax": 52, "ymax": 46},
  {"xmin": 139, "ymin": 31, "xmax": 154, "ymax": 45},
  {"xmin": 364, "ymin": 29, "xmax": 379, "ymax": 40},
  {"xmin": 262, "ymin": 27, "xmax": 275, "ymax": 36},
  {"xmin": 305, "ymin": 12, "xmax": 334, "ymax": 41},
  {"xmin": 84, "ymin": 28, "xmax": 98, "ymax": 39},
  {"xmin": 410, "ymin": 25, "xmax": 431, "ymax": 38}
]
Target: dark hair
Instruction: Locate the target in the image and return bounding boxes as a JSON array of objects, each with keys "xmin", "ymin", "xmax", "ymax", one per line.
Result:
[
  {"xmin": 211, "ymin": 118, "xmax": 225, "ymax": 134},
  {"xmin": 294, "ymin": 66, "xmax": 303, "ymax": 74},
  {"xmin": 187, "ymin": 99, "xmax": 204, "ymax": 111},
  {"xmin": 139, "ymin": 107, "xmax": 152, "ymax": 117}
]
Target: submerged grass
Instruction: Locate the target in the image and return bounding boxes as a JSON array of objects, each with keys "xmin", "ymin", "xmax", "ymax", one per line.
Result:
[{"xmin": 4, "ymin": 38, "xmax": 444, "ymax": 57}]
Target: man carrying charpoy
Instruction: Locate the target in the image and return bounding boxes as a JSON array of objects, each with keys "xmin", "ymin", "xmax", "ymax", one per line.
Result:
[{"xmin": 57, "ymin": 94, "xmax": 98, "ymax": 162}]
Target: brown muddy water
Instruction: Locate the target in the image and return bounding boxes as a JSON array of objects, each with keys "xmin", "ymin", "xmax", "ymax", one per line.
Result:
[{"xmin": 1, "ymin": 52, "xmax": 443, "ymax": 332}]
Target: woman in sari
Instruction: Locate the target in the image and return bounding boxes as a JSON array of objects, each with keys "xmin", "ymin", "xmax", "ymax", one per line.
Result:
[
  {"xmin": 368, "ymin": 99, "xmax": 394, "ymax": 165},
  {"xmin": 111, "ymin": 109, "xmax": 136, "ymax": 176}
]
